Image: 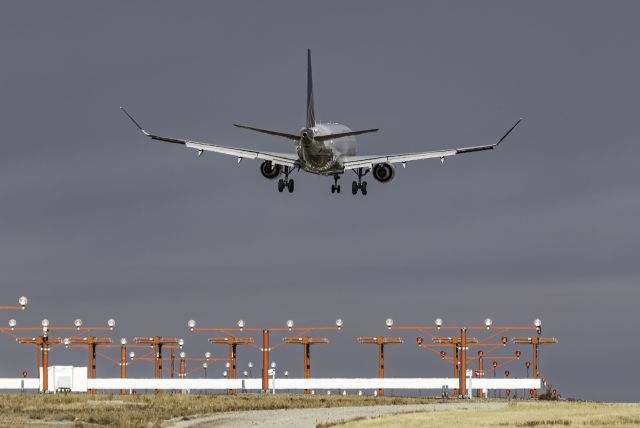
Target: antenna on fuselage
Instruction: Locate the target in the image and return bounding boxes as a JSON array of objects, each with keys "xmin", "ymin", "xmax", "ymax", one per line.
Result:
[{"xmin": 306, "ymin": 49, "xmax": 316, "ymax": 129}]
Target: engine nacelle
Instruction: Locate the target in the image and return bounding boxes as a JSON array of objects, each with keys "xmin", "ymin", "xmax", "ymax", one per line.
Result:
[
  {"xmin": 372, "ymin": 163, "xmax": 395, "ymax": 183},
  {"xmin": 260, "ymin": 161, "xmax": 281, "ymax": 180}
]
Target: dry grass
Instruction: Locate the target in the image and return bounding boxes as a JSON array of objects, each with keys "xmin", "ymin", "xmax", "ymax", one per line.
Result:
[
  {"xmin": 0, "ymin": 393, "xmax": 442, "ymax": 427},
  {"xmin": 332, "ymin": 401, "xmax": 640, "ymax": 428}
]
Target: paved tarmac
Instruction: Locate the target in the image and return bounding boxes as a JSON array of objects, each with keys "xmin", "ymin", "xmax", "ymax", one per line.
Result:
[{"xmin": 170, "ymin": 402, "xmax": 506, "ymax": 428}]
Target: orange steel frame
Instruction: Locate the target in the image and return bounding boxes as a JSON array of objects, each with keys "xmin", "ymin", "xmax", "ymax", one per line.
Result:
[
  {"xmin": 5, "ymin": 324, "xmax": 113, "ymax": 393},
  {"xmin": 283, "ymin": 336, "xmax": 328, "ymax": 394},
  {"xmin": 512, "ymin": 336, "xmax": 558, "ymax": 396},
  {"xmin": 191, "ymin": 325, "xmax": 340, "ymax": 393},
  {"xmin": 209, "ymin": 335, "xmax": 254, "ymax": 395},
  {"xmin": 65, "ymin": 336, "xmax": 113, "ymax": 394},
  {"xmin": 357, "ymin": 336, "xmax": 403, "ymax": 396},
  {"xmin": 134, "ymin": 336, "xmax": 179, "ymax": 393},
  {"xmin": 393, "ymin": 324, "xmax": 543, "ymax": 398}
]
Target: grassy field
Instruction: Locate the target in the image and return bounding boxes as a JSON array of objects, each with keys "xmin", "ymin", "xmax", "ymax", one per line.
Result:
[
  {"xmin": 332, "ymin": 401, "xmax": 640, "ymax": 427},
  {"xmin": 0, "ymin": 393, "xmax": 442, "ymax": 427}
]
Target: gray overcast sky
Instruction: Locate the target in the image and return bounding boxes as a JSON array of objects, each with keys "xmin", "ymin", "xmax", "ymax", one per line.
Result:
[{"xmin": 1, "ymin": 1, "xmax": 639, "ymax": 401}]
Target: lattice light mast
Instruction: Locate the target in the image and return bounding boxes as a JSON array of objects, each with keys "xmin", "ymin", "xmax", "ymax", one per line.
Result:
[{"xmin": 282, "ymin": 334, "xmax": 328, "ymax": 394}]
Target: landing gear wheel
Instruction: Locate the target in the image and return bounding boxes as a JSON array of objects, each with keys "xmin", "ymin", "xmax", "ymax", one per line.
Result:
[
  {"xmin": 287, "ymin": 179, "xmax": 295, "ymax": 193},
  {"xmin": 336, "ymin": 185, "xmax": 341, "ymax": 194},
  {"xmin": 278, "ymin": 179, "xmax": 285, "ymax": 193},
  {"xmin": 331, "ymin": 185, "xmax": 336, "ymax": 194},
  {"xmin": 361, "ymin": 181, "xmax": 368, "ymax": 195},
  {"xmin": 352, "ymin": 181, "xmax": 358, "ymax": 195}
]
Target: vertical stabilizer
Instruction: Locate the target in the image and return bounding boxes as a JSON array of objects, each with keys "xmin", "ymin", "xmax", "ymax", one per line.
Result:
[{"xmin": 306, "ymin": 49, "xmax": 316, "ymax": 128}]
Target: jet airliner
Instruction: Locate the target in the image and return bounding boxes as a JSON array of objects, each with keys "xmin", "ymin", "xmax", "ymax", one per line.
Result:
[{"xmin": 122, "ymin": 50, "xmax": 522, "ymax": 195}]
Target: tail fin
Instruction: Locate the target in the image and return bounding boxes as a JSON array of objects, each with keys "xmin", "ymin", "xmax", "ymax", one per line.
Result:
[{"xmin": 306, "ymin": 49, "xmax": 316, "ymax": 128}]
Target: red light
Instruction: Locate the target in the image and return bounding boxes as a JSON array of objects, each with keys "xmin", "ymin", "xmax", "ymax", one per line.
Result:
[
  {"xmin": 492, "ymin": 361, "xmax": 498, "ymax": 368},
  {"xmin": 478, "ymin": 350, "xmax": 484, "ymax": 357},
  {"xmin": 525, "ymin": 361, "xmax": 531, "ymax": 368},
  {"xmin": 417, "ymin": 336, "xmax": 423, "ymax": 346},
  {"xmin": 504, "ymin": 370, "xmax": 510, "ymax": 377},
  {"xmin": 515, "ymin": 350, "xmax": 521, "ymax": 358},
  {"xmin": 440, "ymin": 351, "xmax": 446, "ymax": 359},
  {"xmin": 501, "ymin": 336, "xmax": 508, "ymax": 345}
]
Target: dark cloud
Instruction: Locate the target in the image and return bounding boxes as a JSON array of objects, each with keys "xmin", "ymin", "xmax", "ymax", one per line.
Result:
[{"xmin": 0, "ymin": 1, "xmax": 638, "ymax": 401}]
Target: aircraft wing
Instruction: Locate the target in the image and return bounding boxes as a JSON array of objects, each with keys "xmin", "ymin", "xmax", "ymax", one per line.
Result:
[
  {"xmin": 121, "ymin": 108, "xmax": 299, "ymax": 168},
  {"xmin": 341, "ymin": 118, "xmax": 522, "ymax": 170}
]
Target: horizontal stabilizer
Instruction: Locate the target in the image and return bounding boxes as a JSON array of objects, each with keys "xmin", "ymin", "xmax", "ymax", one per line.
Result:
[
  {"xmin": 233, "ymin": 124, "xmax": 300, "ymax": 141},
  {"xmin": 315, "ymin": 128, "xmax": 379, "ymax": 142}
]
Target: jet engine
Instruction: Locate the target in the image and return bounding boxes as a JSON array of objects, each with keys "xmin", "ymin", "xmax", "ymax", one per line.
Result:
[
  {"xmin": 372, "ymin": 163, "xmax": 395, "ymax": 183},
  {"xmin": 260, "ymin": 161, "xmax": 281, "ymax": 179}
]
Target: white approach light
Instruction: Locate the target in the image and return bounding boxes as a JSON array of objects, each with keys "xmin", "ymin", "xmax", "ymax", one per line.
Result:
[
  {"xmin": 237, "ymin": 319, "xmax": 245, "ymax": 329},
  {"xmin": 74, "ymin": 319, "xmax": 83, "ymax": 328},
  {"xmin": 63, "ymin": 338, "xmax": 70, "ymax": 346},
  {"xmin": 203, "ymin": 363, "xmax": 208, "ymax": 369},
  {"xmin": 205, "ymin": 352, "xmax": 211, "ymax": 359},
  {"xmin": 335, "ymin": 318, "xmax": 343, "ymax": 329},
  {"xmin": 188, "ymin": 319, "xmax": 196, "ymax": 329},
  {"xmin": 484, "ymin": 318, "xmax": 493, "ymax": 329},
  {"xmin": 248, "ymin": 362, "xmax": 253, "ymax": 368},
  {"xmin": 435, "ymin": 318, "xmax": 443, "ymax": 328},
  {"xmin": 534, "ymin": 318, "xmax": 542, "ymax": 327},
  {"xmin": 129, "ymin": 351, "xmax": 135, "ymax": 358},
  {"xmin": 178, "ymin": 338, "xmax": 184, "ymax": 347},
  {"xmin": 107, "ymin": 318, "xmax": 116, "ymax": 328},
  {"xmin": 120, "ymin": 338, "xmax": 127, "ymax": 346},
  {"xmin": 8, "ymin": 319, "xmax": 16, "ymax": 328},
  {"xmin": 180, "ymin": 351, "xmax": 186, "ymax": 359},
  {"xmin": 225, "ymin": 362, "xmax": 230, "ymax": 369},
  {"xmin": 41, "ymin": 319, "xmax": 50, "ymax": 328},
  {"xmin": 286, "ymin": 320, "xmax": 294, "ymax": 329},
  {"xmin": 271, "ymin": 361, "xmax": 276, "ymax": 368},
  {"xmin": 18, "ymin": 296, "xmax": 28, "ymax": 307},
  {"xmin": 385, "ymin": 318, "xmax": 394, "ymax": 328}
]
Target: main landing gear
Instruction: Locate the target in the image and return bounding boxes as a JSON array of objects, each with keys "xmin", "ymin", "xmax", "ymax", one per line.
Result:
[
  {"xmin": 351, "ymin": 168, "xmax": 368, "ymax": 195},
  {"xmin": 277, "ymin": 167, "xmax": 294, "ymax": 193},
  {"xmin": 331, "ymin": 175, "xmax": 341, "ymax": 194}
]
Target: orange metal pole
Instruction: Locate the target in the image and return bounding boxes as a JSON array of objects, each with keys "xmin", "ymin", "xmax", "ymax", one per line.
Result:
[
  {"xmin": 533, "ymin": 337, "xmax": 539, "ymax": 396},
  {"xmin": 179, "ymin": 357, "xmax": 185, "ymax": 378},
  {"xmin": 460, "ymin": 328, "xmax": 467, "ymax": 398},
  {"xmin": 477, "ymin": 351, "xmax": 484, "ymax": 398},
  {"xmin": 453, "ymin": 340, "xmax": 459, "ymax": 396},
  {"xmin": 120, "ymin": 344, "xmax": 127, "ymax": 396},
  {"xmin": 42, "ymin": 338, "xmax": 49, "ymax": 393},
  {"xmin": 229, "ymin": 336, "xmax": 237, "ymax": 395},
  {"xmin": 378, "ymin": 337, "xmax": 385, "ymax": 397},
  {"xmin": 88, "ymin": 338, "xmax": 97, "ymax": 395},
  {"xmin": 262, "ymin": 329, "xmax": 269, "ymax": 393},
  {"xmin": 304, "ymin": 337, "xmax": 311, "ymax": 394}
]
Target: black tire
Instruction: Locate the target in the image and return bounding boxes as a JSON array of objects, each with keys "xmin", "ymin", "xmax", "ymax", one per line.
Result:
[
  {"xmin": 331, "ymin": 185, "xmax": 335, "ymax": 194},
  {"xmin": 352, "ymin": 181, "xmax": 358, "ymax": 195},
  {"xmin": 361, "ymin": 181, "xmax": 368, "ymax": 195},
  {"xmin": 278, "ymin": 179, "xmax": 285, "ymax": 192},
  {"xmin": 337, "ymin": 185, "xmax": 341, "ymax": 194},
  {"xmin": 288, "ymin": 179, "xmax": 295, "ymax": 193}
]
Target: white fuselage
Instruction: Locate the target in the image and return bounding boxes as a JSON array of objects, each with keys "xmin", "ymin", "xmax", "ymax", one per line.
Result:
[{"xmin": 296, "ymin": 123, "xmax": 357, "ymax": 175}]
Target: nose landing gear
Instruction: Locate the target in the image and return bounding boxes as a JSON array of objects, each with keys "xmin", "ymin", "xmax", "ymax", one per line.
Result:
[
  {"xmin": 331, "ymin": 174, "xmax": 341, "ymax": 194},
  {"xmin": 277, "ymin": 167, "xmax": 294, "ymax": 193},
  {"xmin": 351, "ymin": 168, "xmax": 368, "ymax": 195}
]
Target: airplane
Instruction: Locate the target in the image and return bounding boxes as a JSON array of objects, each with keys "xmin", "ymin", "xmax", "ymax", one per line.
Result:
[{"xmin": 121, "ymin": 49, "xmax": 522, "ymax": 196}]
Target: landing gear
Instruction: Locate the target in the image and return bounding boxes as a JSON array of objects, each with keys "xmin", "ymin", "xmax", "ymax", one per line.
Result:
[
  {"xmin": 331, "ymin": 175, "xmax": 341, "ymax": 194},
  {"xmin": 277, "ymin": 167, "xmax": 295, "ymax": 193},
  {"xmin": 351, "ymin": 168, "xmax": 369, "ymax": 195}
]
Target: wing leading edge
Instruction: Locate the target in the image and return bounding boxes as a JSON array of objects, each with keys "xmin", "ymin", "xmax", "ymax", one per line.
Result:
[
  {"xmin": 341, "ymin": 119, "xmax": 522, "ymax": 170},
  {"xmin": 121, "ymin": 108, "xmax": 299, "ymax": 168}
]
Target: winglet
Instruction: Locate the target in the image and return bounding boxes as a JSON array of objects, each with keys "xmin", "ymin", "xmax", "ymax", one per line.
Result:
[
  {"xmin": 120, "ymin": 107, "xmax": 150, "ymax": 136},
  {"xmin": 495, "ymin": 117, "xmax": 523, "ymax": 146}
]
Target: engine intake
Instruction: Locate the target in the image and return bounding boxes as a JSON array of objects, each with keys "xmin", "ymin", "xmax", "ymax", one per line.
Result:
[
  {"xmin": 372, "ymin": 163, "xmax": 395, "ymax": 183},
  {"xmin": 260, "ymin": 161, "xmax": 281, "ymax": 180}
]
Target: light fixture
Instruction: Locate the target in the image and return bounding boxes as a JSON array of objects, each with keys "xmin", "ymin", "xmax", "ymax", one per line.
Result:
[
  {"xmin": 237, "ymin": 319, "xmax": 245, "ymax": 329},
  {"xmin": 271, "ymin": 361, "xmax": 276, "ymax": 368},
  {"xmin": 41, "ymin": 319, "xmax": 49, "ymax": 328},
  {"xmin": 74, "ymin": 318, "xmax": 83, "ymax": 328},
  {"xmin": 284, "ymin": 370, "xmax": 289, "ymax": 377},
  {"xmin": 18, "ymin": 296, "xmax": 28, "ymax": 307},
  {"xmin": 484, "ymin": 318, "xmax": 493, "ymax": 329},
  {"xmin": 120, "ymin": 338, "xmax": 127, "ymax": 346},
  {"xmin": 107, "ymin": 318, "xmax": 116, "ymax": 328},
  {"xmin": 222, "ymin": 370, "xmax": 227, "ymax": 377},
  {"xmin": 129, "ymin": 351, "xmax": 135, "ymax": 358},
  {"xmin": 286, "ymin": 320, "xmax": 294, "ymax": 329},
  {"xmin": 179, "ymin": 351, "xmax": 186, "ymax": 359},
  {"xmin": 248, "ymin": 362, "xmax": 253, "ymax": 368},
  {"xmin": 63, "ymin": 338, "xmax": 70, "ymax": 346},
  {"xmin": 8, "ymin": 319, "xmax": 16, "ymax": 328},
  {"xmin": 335, "ymin": 318, "xmax": 343, "ymax": 329},
  {"xmin": 225, "ymin": 362, "xmax": 230, "ymax": 369},
  {"xmin": 533, "ymin": 318, "xmax": 542, "ymax": 327},
  {"xmin": 205, "ymin": 352, "xmax": 211, "ymax": 359},
  {"xmin": 203, "ymin": 362, "xmax": 208, "ymax": 369},
  {"xmin": 188, "ymin": 319, "xmax": 196, "ymax": 329},
  {"xmin": 435, "ymin": 318, "xmax": 443, "ymax": 328},
  {"xmin": 178, "ymin": 338, "xmax": 184, "ymax": 347},
  {"xmin": 385, "ymin": 318, "xmax": 394, "ymax": 328},
  {"xmin": 243, "ymin": 370, "xmax": 248, "ymax": 376}
]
